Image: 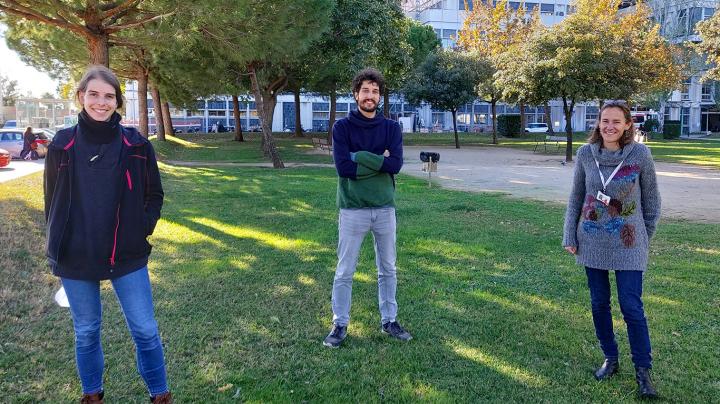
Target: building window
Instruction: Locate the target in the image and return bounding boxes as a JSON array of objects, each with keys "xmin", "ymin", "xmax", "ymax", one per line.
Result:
[
  {"xmin": 459, "ymin": 0, "xmax": 473, "ymax": 11},
  {"xmin": 677, "ymin": 9, "xmax": 688, "ymax": 37},
  {"xmin": 702, "ymin": 82, "xmax": 713, "ymax": 102},
  {"xmin": 208, "ymin": 110, "xmax": 225, "ymax": 116},
  {"xmin": 704, "ymin": 8, "xmax": 715, "ymax": 20},
  {"xmin": 208, "ymin": 100, "xmax": 226, "ymax": 109},
  {"xmin": 540, "ymin": 3, "xmax": 554, "ymax": 15},
  {"xmin": 663, "ymin": 106, "xmax": 670, "ymax": 123},
  {"xmin": 690, "ymin": 7, "xmax": 703, "ymax": 33},
  {"xmin": 681, "ymin": 78, "xmax": 691, "ymax": 101},
  {"xmin": 525, "ymin": 2, "xmax": 538, "ymax": 12},
  {"xmin": 585, "ymin": 106, "xmax": 599, "ymax": 129},
  {"xmin": 681, "ymin": 107, "xmax": 690, "ymax": 135},
  {"xmin": 442, "ymin": 29, "xmax": 457, "ymax": 48},
  {"xmin": 509, "ymin": 2, "xmax": 521, "ymax": 10}
]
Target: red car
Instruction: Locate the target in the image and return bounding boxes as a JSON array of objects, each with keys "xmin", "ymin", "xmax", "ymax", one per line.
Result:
[{"xmin": 0, "ymin": 148, "xmax": 10, "ymax": 167}]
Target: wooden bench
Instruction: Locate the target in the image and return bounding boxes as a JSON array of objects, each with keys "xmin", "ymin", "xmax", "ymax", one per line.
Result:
[
  {"xmin": 311, "ymin": 137, "xmax": 333, "ymax": 156},
  {"xmin": 534, "ymin": 134, "xmax": 567, "ymax": 153}
]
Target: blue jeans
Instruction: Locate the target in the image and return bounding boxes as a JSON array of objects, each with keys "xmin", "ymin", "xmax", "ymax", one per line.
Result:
[
  {"xmin": 61, "ymin": 267, "xmax": 169, "ymax": 395},
  {"xmin": 585, "ymin": 267, "xmax": 652, "ymax": 368},
  {"xmin": 332, "ymin": 208, "xmax": 398, "ymax": 327}
]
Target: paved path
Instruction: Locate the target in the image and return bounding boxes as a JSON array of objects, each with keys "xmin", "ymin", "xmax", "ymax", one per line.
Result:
[
  {"xmin": 403, "ymin": 146, "xmax": 720, "ymax": 224},
  {"xmin": 0, "ymin": 160, "xmax": 45, "ymax": 184}
]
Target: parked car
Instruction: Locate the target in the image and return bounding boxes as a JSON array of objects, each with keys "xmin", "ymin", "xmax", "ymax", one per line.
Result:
[
  {"xmin": 525, "ymin": 123, "xmax": 549, "ymax": 133},
  {"xmin": 0, "ymin": 128, "xmax": 54, "ymax": 158},
  {"xmin": 0, "ymin": 148, "xmax": 10, "ymax": 167},
  {"xmin": 0, "ymin": 129, "xmax": 24, "ymax": 158},
  {"xmin": 2, "ymin": 120, "xmax": 17, "ymax": 129}
]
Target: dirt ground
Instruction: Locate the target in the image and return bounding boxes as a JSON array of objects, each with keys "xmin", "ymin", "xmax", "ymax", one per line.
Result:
[{"xmin": 403, "ymin": 146, "xmax": 720, "ymax": 224}]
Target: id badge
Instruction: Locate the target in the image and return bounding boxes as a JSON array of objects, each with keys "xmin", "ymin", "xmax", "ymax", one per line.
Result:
[{"xmin": 596, "ymin": 191, "xmax": 611, "ymax": 206}]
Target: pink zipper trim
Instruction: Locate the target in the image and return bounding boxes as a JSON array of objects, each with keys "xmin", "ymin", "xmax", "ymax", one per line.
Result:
[
  {"xmin": 110, "ymin": 206, "xmax": 120, "ymax": 266},
  {"xmin": 64, "ymin": 137, "xmax": 75, "ymax": 150},
  {"xmin": 125, "ymin": 170, "xmax": 133, "ymax": 190},
  {"xmin": 122, "ymin": 136, "xmax": 132, "ymax": 147}
]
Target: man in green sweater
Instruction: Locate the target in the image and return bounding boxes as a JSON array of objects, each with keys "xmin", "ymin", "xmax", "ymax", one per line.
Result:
[{"xmin": 323, "ymin": 68, "xmax": 412, "ymax": 348}]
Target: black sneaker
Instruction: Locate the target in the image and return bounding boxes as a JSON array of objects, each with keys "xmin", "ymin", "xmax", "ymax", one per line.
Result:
[
  {"xmin": 382, "ymin": 321, "xmax": 412, "ymax": 341},
  {"xmin": 323, "ymin": 324, "xmax": 347, "ymax": 348}
]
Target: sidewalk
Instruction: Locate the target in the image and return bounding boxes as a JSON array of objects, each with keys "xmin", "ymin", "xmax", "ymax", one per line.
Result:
[
  {"xmin": 403, "ymin": 146, "xmax": 720, "ymax": 224},
  {"xmin": 0, "ymin": 160, "xmax": 46, "ymax": 183}
]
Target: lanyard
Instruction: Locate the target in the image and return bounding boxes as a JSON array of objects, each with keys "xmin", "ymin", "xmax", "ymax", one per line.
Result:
[{"xmin": 594, "ymin": 159, "xmax": 624, "ymax": 192}]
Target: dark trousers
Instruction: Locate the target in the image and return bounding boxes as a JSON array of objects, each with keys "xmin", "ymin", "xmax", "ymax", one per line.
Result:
[{"xmin": 585, "ymin": 267, "xmax": 652, "ymax": 368}]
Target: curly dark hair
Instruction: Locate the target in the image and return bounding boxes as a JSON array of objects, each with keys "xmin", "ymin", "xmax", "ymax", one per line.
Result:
[
  {"xmin": 352, "ymin": 68, "xmax": 385, "ymax": 95},
  {"xmin": 587, "ymin": 100, "xmax": 635, "ymax": 148}
]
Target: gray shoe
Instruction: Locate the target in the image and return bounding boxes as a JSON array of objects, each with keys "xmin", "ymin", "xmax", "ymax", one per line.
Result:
[
  {"xmin": 323, "ymin": 324, "xmax": 347, "ymax": 348},
  {"xmin": 382, "ymin": 321, "xmax": 412, "ymax": 341}
]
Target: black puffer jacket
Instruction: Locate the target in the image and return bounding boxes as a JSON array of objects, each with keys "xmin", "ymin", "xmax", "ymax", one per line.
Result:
[{"xmin": 44, "ymin": 123, "xmax": 163, "ymax": 280}]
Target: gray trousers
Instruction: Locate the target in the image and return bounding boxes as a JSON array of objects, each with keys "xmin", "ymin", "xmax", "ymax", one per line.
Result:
[{"xmin": 331, "ymin": 207, "xmax": 398, "ymax": 327}]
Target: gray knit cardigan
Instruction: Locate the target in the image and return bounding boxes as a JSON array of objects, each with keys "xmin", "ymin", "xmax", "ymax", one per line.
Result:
[{"xmin": 563, "ymin": 141, "xmax": 661, "ymax": 271}]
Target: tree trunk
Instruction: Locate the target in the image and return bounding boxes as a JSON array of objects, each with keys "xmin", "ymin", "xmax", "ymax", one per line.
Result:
[
  {"xmin": 491, "ymin": 99, "xmax": 498, "ymax": 145},
  {"xmin": 384, "ymin": 87, "xmax": 390, "ymax": 118},
  {"xmin": 452, "ymin": 110, "xmax": 460, "ymax": 149},
  {"xmin": 562, "ymin": 96, "xmax": 574, "ymax": 162},
  {"xmin": 137, "ymin": 73, "xmax": 149, "ymax": 137},
  {"xmin": 162, "ymin": 101, "xmax": 174, "ymax": 136},
  {"xmin": 87, "ymin": 33, "xmax": 110, "ymax": 67},
  {"xmin": 519, "ymin": 101, "xmax": 527, "ymax": 135},
  {"xmin": 544, "ymin": 101, "xmax": 553, "ymax": 134},
  {"xmin": 232, "ymin": 95, "xmax": 244, "ymax": 142},
  {"xmin": 328, "ymin": 90, "xmax": 337, "ymax": 143},
  {"xmin": 150, "ymin": 85, "xmax": 165, "ymax": 141},
  {"xmin": 293, "ymin": 87, "xmax": 303, "ymax": 137},
  {"xmin": 248, "ymin": 66, "xmax": 285, "ymax": 168}
]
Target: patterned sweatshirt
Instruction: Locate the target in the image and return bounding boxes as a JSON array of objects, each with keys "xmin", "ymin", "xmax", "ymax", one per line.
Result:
[{"xmin": 563, "ymin": 141, "xmax": 661, "ymax": 271}]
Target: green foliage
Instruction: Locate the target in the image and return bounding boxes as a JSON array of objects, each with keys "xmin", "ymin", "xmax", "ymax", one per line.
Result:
[
  {"xmin": 0, "ymin": 74, "xmax": 20, "ymax": 106},
  {"xmin": 497, "ymin": 114, "xmax": 522, "ymax": 137},
  {"xmin": 407, "ymin": 20, "xmax": 441, "ymax": 67},
  {"xmin": 404, "ymin": 49, "xmax": 488, "ymax": 114},
  {"xmin": 663, "ymin": 120, "xmax": 681, "ymax": 139},
  {"xmin": 696, "ymin": 12, "xmax": 720, "ymax": 81},
  {"xmin": 643, "ymin": 118, "xmax": 660, "ymax": 132}
]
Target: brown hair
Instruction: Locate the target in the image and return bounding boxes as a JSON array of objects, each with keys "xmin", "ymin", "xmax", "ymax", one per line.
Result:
[
  {"xmin": 587, "ymin": 100, "xmax": 635, "ymax": 147},
  {"xmin": 24, "ymin": 126, "xmax": 33, "ymax": 137},
  {"xmin": 75, "ymin": 65, "xmax": 124, "ymax": 109},
  {"xmin": 352, "ymin": 68, "xmax": 385, "ymax": 95}
]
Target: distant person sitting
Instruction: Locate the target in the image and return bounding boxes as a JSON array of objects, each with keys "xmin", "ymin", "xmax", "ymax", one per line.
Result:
[
  {"xmin": 20, "ymin": 126, "xmax": 39, "ymax": 160},
  {"xmin": 218, "ymin": 122, "xmax": 226, "ymax": 132}
]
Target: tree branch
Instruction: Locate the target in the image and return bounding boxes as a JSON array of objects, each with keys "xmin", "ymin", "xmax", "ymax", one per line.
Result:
[
  {"xmin": 0, "ymin": 1, "xmax": 88, "ymax": 37},
  {"xmin": 105, "ymin": 10, "xmax": 175, "ymax": 33},
  {"xmin": 101, "ymin": 0, "xmax": 142, "ymax": 20}
]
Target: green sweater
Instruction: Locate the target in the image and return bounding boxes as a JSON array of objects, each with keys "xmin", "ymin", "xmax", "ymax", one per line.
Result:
[
  {"xmin": 337, "ymin": 151, "xmax": 396, "ymax": 208},
  {"xmin": 332, "ymin": 110, "xmax": 404, "ymax": 209}
]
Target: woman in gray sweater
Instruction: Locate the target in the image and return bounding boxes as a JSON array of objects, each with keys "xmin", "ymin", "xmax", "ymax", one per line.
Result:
[{"xmin": 563, "ymin": 101, "xmax": 661, "ymax": 399}]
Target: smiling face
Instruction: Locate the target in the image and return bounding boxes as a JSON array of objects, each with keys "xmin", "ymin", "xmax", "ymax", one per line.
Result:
[
  {"xmin": 599, "ymin": 107, "xmax": 632, "ymax": 150},
  {"xmin": 79, "ymin": 79, "xmax": 118, "ymax": 122},
  {"xmin": 354, "ymin": 80, "xmax": 381, "ymax": 117}
]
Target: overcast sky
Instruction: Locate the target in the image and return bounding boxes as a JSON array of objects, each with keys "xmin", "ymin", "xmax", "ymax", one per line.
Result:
[{"xmin": 1, "ymin": 24, "xmax": 61, "ymax": 98}]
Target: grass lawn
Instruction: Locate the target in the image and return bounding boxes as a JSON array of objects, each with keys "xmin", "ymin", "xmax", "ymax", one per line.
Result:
[
  {"xmin": 1, "ymin": 158, "xmax": 718, "ymax": 402},
  {"xmin": 151, "ymin": 133, "xmax": 334, "ymax": 165}
]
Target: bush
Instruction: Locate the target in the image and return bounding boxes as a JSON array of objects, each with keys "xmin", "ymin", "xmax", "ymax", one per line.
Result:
[
  {"xmin": 497, "ymin": 114, "xmax": 522, "ymax": 137},
  {"xmin": 643, "ymin": 118, "xmax": 660, "ymax": 132},
  {"xmin": 663, "ymin": 120, "xmax": 681, "ymax": 139}
]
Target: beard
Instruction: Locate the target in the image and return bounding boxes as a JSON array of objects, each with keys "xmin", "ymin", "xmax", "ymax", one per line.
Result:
[{"xmin": 358, "ymin": 98, "xmax": 378, "ymax": 113}]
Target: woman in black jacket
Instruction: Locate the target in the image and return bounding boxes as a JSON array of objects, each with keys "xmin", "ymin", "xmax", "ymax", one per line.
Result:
[
  {"xmin": 44, "ymin": 65, "xmax": 171, "ymax": 404},
  {"xmin": 20, "ymin": 126, "xmax": 38, "ymax": 160}
]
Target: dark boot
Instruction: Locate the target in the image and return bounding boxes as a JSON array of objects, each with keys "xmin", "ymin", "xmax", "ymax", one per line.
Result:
[
  {"xmin": 635, "ymin": 367, "xmax": 658, "ymax": 399},
  {"xmin": 151, "ymin": 391, "xmax": 173, "ymax": 403},
  {"xmin": 594, "ymin": 359, "xmax": 619, "ymax": 381},
  {"xmin": 80, "ymin": 391, "xmax": 104, "ymax": 404}
]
